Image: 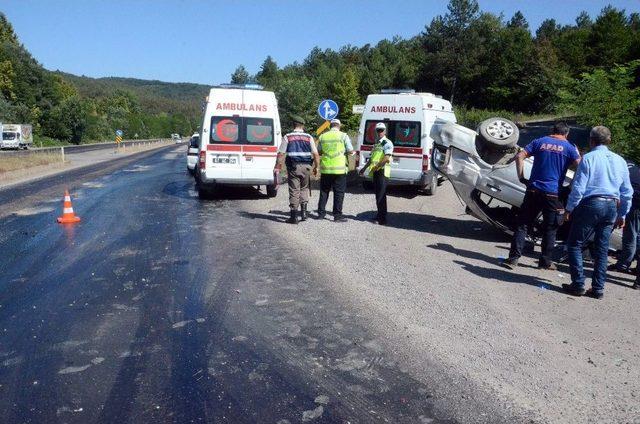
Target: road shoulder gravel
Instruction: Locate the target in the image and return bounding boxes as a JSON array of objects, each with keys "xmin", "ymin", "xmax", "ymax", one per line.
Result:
[{"xmin": 241, "ymin": 178, "xmax": 640, "ymax": 423}]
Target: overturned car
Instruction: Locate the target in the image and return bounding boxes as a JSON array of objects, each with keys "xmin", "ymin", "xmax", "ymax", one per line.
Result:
[{"xmin": 431, "ymin": 117, "xmax": 623, "ymax": 252}]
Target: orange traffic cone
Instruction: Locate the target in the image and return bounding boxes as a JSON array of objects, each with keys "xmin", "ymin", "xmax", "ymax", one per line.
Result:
[{"xmin": 57, "ymin": 189, "xmax": 81, "ymax": 224}]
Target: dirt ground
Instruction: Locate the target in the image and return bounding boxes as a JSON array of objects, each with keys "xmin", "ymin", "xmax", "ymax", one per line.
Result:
[{"xmin": 242, "ymin": 177, "xmax": 640, "ymax": 424}]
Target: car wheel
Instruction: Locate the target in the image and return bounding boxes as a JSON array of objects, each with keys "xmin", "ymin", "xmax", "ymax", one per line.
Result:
[
  {"xmin": 477, "ymin": 117, "xmax": 519, "ymax": 147},
  {"xmin": 423, "ymin": 173, "xmax": 438, "ymax": 196},
  {"xmin": 362, "ymin": 180, "xmax": 374, "ymax": 191},
  {"xmin": 266, "ymin": 185, "xmax": 278, "ymax": 198}
]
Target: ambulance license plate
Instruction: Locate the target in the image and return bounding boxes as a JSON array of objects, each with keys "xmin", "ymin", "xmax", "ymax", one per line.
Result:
[{"xmin": 212, "ymin": 155, "xmax": 237, "ymax": 164}]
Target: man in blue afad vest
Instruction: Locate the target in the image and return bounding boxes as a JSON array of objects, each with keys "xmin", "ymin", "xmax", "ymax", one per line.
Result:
[
  {"xmin": 503, "ymin": 122, "xmax": 581, "ymax": 270},
  {"xmin": 275, "ymin": 115, "xmax": 320, "ymax": 224}
]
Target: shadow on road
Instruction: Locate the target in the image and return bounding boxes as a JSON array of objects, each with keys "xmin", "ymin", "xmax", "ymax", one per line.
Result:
[
  {"xmin": 427, "ymin": 242, "xmax": 564, "ymax": 294},
  {"xmin": 355, "ymin": 211, "xmax": 508, "ymax": 242},
  {"xmin": 162, "ymin": 181, "xmax": 271, "ymax": 201}
]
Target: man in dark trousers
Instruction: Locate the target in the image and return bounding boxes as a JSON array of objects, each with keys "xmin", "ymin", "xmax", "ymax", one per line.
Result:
[
  {"xmin": 503, "ymin": 122, "xmax": 581, "ymax": 270},
  {"xmin": 275, "ymin": 115, "xmax": 319, "ymax": 224},
  {"xmin": 316, "ymin": 119, "xmax": 354, "ymax": 222},
  {"xmin": 359, "ymin": 122, "xmax": 394, "ymax": 225},
  {"xmin": 609, "ymin": 164, "xmax": 640, "ymax": 275},
  {"xmin": 563, "ymin": 126, "xmax": 633, "ymax": 299}
]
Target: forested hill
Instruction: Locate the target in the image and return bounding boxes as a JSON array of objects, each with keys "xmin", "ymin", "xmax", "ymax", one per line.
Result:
[
  {"xmin": 56, "ymin": 73, "xmax": 209, "ymax": 116},
  {"xmin": 0, "ymin": 13, "xmax": 206, "ymax": 145}
]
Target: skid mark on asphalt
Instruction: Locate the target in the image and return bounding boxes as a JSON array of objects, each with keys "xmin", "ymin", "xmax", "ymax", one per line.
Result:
[
  {"xmin": 81, "ymin": 181, "xmax": 105, "ymax": 188},
  {"xmin": 13, "ymin": 206, "xmax": 55, "ymax": 216}
]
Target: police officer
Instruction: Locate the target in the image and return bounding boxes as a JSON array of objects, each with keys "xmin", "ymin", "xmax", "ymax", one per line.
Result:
[
  {"xmin": 275, "ymin": 115, "xmax": 319, "ymax": 224},
  {"xmin": 359, "ymin": 122, "xmax": 393, "ymax": 225},
  {"xmin": 317, "ymin": 119, "xmax": 354, "ymax": 222}
]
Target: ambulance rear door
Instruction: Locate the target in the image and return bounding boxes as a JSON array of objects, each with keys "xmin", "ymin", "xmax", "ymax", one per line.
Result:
[
  {"xmin": 207, "ymin": 89, "xmax": 243, "ymax": 181},
  {"xmin": 360, "ymin": 95, "xmax": 424, "ymax": 182},
  {"xmin": 239, "ymin": 90, "xmax": 279, "ymax": 182}
]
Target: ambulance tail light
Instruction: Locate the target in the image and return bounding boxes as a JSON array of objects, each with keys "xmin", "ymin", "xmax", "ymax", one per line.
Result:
[
  {"xmin": 422, "ymin": 153, "xmax": 430, "ymax": 172},
  {"xmin": 199, "ymin": 151, "xmax": 206, "ymax": 169}
]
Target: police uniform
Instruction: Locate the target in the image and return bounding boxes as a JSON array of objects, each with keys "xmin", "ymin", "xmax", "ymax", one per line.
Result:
[
  {"xmin": 317, "ymin": 119, "xmax": 353, "ymax": 221},
  {"xmin": 369, "ymin": 135, "xmax": 393, "ymax": 224},
  {"xmin": 278, "ymin": 122, "xmax": 317, "ymax": 223}
]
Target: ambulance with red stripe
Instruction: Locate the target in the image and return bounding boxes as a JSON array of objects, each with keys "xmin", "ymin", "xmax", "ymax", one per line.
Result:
[
  {"xmin": 196, "ymin": 84, "xmax": 281, "ymax": 198},
  {"xmin": 355, "ymin": 89, "xmax": 456, "ymax": 195}
]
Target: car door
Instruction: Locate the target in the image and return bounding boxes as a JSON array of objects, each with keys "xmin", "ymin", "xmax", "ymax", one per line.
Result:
[{"xmin": 474, "ymin": 157, "xmax": 532, "ymax": 208}]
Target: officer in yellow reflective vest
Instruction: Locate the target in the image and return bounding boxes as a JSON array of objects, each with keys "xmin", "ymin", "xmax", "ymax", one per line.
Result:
[
  {"xmin": 359, "ymin": 122, "xmax": 394, "ymax": 225},
  {"xmin": 317, "ymin": 119, "xmax": 354, "ymax": 222}
]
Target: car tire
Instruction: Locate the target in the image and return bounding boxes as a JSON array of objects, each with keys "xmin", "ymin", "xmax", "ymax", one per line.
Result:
[
  {"xmin": 477, "ymin": 117, "xmax": 519, "ymax": 147},
  {"xmin": 362, "ymin": 180, "xmax": 374, "ymax": 191},
  {"xmin": 421, "ymin": 173, "xmax": 438, "ymax": 196},
  {"xmin": 266, "ymin": 185, "xmax": 278, "ymax": 198}
]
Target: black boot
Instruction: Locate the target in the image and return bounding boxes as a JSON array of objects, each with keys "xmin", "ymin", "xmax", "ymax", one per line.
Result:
[
  {"xmin": 300, "ymin": 204, "xmax": 307, "ymax": 221},
  {"xmin": 287, "ymin": 209, "xmax": 298, "ymax": 224}
]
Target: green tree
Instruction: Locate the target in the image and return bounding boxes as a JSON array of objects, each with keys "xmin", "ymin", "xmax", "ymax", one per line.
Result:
[
  {"xmin": 587, "ymin": 6, "xmax": 634, "ymax": 67},
  {"xmin": 256, "ymin": 56, "xmax": 279, "ymax": 89},
  {"xmin": 559, "ymin": 61, "xmax": 640, "ymax": 161},
  {"xmin": 42, "ymin": 96, "xmax": 87, "ymax": 143},
  {"xmin": 333, "ymin": 67, "xmax": 361, "ymax": 131},
  {"xmin": 535, "ymin": 18, "xmax": 561, "ymax": 41},
  {"xmin": 0, "ymin": 60, "xmax": 16, "ymax": 101},
  {"xmin": 230, "ymin": 65, "xmax": 250, "ymax": 84},
  {"xmin": 275, "ymin": 76, "xmax": 319, "ymax": 131}
]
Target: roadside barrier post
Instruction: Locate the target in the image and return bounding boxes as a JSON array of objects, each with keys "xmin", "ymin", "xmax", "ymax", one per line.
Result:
[{"xmin": 60, "ymin": 146, "xmax": 65, "ymax": 163}]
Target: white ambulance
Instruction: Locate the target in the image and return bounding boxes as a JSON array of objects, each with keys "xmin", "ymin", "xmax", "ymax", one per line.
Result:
[
  {"xmin": 355, "ymin": 90, "xmax": 456, "ymax": 195},
  {"xmin": 196, "ymin": 84, "xmax": 281, "ymax": 198}
]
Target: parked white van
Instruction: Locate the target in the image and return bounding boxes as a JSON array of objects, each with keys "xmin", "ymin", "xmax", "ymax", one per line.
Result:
[
  {"xmin": 355, "ymin": 90, "xmax": 456, "ymax": 195},
  {"xmin": 196, "ymin": 84, "xmax": 281, "ymax": 198},
  {"xmin": 186, "ymin": 133, "xmax": 199, "ymax": 175}
]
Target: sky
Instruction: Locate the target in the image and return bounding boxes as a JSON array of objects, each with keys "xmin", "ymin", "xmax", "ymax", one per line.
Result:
[{"xmin": 1, "ymin": 0, "xmax": 639, "ymax": 86}]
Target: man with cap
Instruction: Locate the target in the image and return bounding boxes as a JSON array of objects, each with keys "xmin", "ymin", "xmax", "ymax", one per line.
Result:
[
  {"xmin": 317, "ymin": 119, "xmax": 354, "ymax": 222},
  {"xmin": 275, "ymin": 115, "xmax": 320, "ymax": 224},
  {"xmin": 359, "ymin": 122, "xmax": 394, "ymax": 225}
]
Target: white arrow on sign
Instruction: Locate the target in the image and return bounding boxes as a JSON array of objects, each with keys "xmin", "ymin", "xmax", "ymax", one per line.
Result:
[{"xmin": 323, "ymin": 101, "xmax": 336, "ymax": 118}]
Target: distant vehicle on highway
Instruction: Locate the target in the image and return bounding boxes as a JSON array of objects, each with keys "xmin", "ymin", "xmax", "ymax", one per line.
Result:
[
  {"xmin": 431, "ymin": 117, "xmax": 623, "ymax": 254},
  {"xmin": 1, "ymin": 124, "xmax": 33, "ymax": 150},
  {"xmin": 195, "ymin": 83, "xmax": 281, "ymax": 198},
  {"xmin": 187, "ymin": 133, "xmax": 199, "ymax": 175},
  {"xmin": 355, "ymin": 89, "xmax": 455, "ymax": 195},
  {"xmin": 171, "ymin": 133, "xmax": 182, "ymax": 143}
]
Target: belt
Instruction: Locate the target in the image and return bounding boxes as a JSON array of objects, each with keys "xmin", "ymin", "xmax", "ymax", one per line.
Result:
[{"xmin": 585, "ymin": 195, "xmax": 618, "ymax": 201}]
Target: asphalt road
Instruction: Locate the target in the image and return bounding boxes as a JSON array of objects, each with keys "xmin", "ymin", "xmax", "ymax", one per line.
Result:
[{"xmin": 0, "ymin": 146, "xmax": 453, "ymax": 423}]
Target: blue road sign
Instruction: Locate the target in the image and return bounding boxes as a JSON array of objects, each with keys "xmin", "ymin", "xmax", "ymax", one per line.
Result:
[
  {"xmin": 318, "ymin": 99, "xmax": 339, "ymax": 121},
  {"xmin": 116, "ymin": 129, "xmax": 123, "ymax": 137}
]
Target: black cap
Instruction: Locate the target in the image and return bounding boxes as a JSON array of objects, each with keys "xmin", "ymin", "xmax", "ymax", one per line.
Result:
[{"xmin": 291, "ymin": 115, "xmax": 305, "ymax": 125}]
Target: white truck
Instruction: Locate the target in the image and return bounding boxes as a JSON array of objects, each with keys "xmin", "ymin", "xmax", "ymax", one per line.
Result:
[{"xmin": 1, "ymin": 124, "xmax": 33, "ymax": 149}]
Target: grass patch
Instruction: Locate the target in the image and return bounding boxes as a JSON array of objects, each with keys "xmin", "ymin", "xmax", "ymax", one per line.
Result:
[{"xmin": 0, "ymin": 152, "xmax": 64, "ymax": 173}]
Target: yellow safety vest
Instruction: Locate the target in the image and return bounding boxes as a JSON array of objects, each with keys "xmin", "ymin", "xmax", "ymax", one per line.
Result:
[
  {"xmin": 369, "ymin": 139, "xmax": 391, "ymax": 178},
  {"xmin": 319, "ymin": 130, "xmax": 347, "ymax": 175}
]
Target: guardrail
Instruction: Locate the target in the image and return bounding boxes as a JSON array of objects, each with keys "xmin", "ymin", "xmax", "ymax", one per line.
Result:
[{"xmin": 0, "ymin": 139, "xmax": 174, "ymax": 158}]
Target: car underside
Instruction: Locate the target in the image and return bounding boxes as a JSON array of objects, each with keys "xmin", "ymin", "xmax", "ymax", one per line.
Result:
[{"xmin": 431, "ymin": 117, "xmax": 622, "ymax": 259}]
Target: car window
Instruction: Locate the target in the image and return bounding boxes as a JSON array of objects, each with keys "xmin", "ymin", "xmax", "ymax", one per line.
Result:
[
  {"xmin": 211, "ymin": 117, "xmax": 239, "ymax": 143},
  {"xmin": 245, "ymin": 118, "xmax": 274, "ymax": 144},
  {"xmin": 210, "ymin": 116, "xmax": 274, "ymax": 145},
  {"xmin": 189, "ymin": 136, "xmax": 199, "ymax": 148},
  {"xmin": 364, "ymin": 120, "xmax": 421, "ymax": 147},
  {"xmin": 393, "ymin": 121, "xmax": 420, "ymax": 147},
  {"xmin": 2, "ymin": 132, "xmax": 17, "ymax": 140},
  {"xmin": 517, "ymin": 124, "xmax": 589, "ymax": 154}
]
